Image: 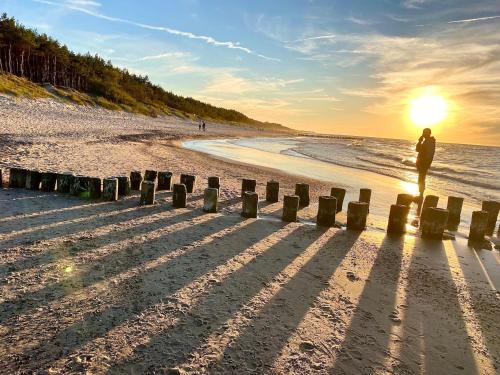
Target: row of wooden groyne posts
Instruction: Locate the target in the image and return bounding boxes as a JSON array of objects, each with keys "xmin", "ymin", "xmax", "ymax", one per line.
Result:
[{"xmin": 2, "ymin": 167, "xmax": 499, "ymax": 243}]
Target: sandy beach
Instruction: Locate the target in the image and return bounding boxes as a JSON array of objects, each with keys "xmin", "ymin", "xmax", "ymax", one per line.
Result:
[{"xmin": 0, "ymin": 96, "xmax": 499, "ymax": 374}]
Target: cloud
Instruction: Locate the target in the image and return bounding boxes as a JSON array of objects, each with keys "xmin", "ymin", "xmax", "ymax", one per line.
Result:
[
  {"xmin": 346, "ymin": 17, "xmax": 372, "ymax": 26},
  {"xmin": 32, "ymin": 0, "xmax": 280, "ymax": 61},
  {"xmin": 66, "ymin": 0, "xmax": 100, "ymax": 7},
  {"xmin": 448, "ymin": 15, "xmax": 500, "ymax": 24},
  {"xmin": 286, "ymin": 34, "xmax": 336, "ymax": 43},
  {"xmin": 402, "ymin": 0, "xmax": 430, "ymax": 9},
  {"xmin": 201, "ymin": 73, "xmax": 304, "ymax": 94}
]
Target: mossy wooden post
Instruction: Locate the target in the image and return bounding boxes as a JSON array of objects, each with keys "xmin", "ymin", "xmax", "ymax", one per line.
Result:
[
  {"xmin": 396, "ymin": 193, "xmax": 414, "ymax": 207},
  {"xmin": 180, "ymin": 174, "xmax": 196, "ymax": 193},
  {"xmin": 158, "ymin": 172, "xmax": 173, "ymax": 191},
  {"xmin": 387, "ymin": 204, "xmax": 410, "ymax": 234},
  {"xmin": 172, "ymin": 183, "xmax": 187, "ymax": 208},
  {"xmin": 140, "ymin": 181, "xmax": 155, "ymax": 205},
  {"xmin": 469, "ymin": 210, "xmax": 488, "ymax": 242},
  {"xmin": 102, "ymin": 178, "xmax": 118, "ymax": 201},
  {"xmin": 144, "ymin": 170, "xmax": 158, "ymax": 183},
  {"xmin": 40, "ymin": 172, "xmax": 57, "ymax": 192},
  {"xmin": 241, "ymin": 191, "xmax": 258, "ymax": 218},
  {"xmin": 317, "ymin": 196, "xmax": 336, "ymax": 227},
  {"xmin": 208, "ymin": 176, "xmax": 220, "ymax": 190},
  {"xmin": 57, "ymin": 173, "xmax": 73, "ymax": 193},
  {"xmin": 282, "ymin": 195, "xmax": 299, "ymax": 222},
  {"xmin": 422, "ymin": 195, "xmax": 439, "ymax": 212},
  {"xmin": 203, "ymin": 188, "xmax": 218, "ymax": 213},
  {"xmin": 69, "ymin": 175, "xmax": 80, "ymax": 196},
  {"xmin": 295, "ymin": 183, "xmax": 310, "ymax": 207},
  {"xmin": 25, "ymin": 170, "xmax": 42, "ymax": 190},
  {"xmin": 130, "ymin": 170, "xmax": 143, "ymax": 190},
  {"xmin": 481, "ymin": 200, "xmax": 500, "ymax": 235},
  {"xmin": 71, "ymin": 176, "xmax": 89, "ymax": 197},
  {"xmin": 241, "ymin": 178, "xmax": 256, "ymax": 197},
  {"xmin": 420, "ymin": 208, "xmax": 449, "ymax": 239},
  {"xmin": 446, "ymin": 196, "xmax": 464, "ymax": 231},
  {"xmin": 88, "ymin": 177, "xmax": 102, "ymax": 199},
  {"xmin": 116, "ymin": 176, "xmax": 131, "ymax": 196},
  {"xmin": 359, "ymin": 188, "xmax": 372, "ymax": 205},
  {"xmin": 265, "ymin": 180, "xmax": 279, "ymax": 203},
  {"xmin": 347, "ymin": 201, "xmax": 369, "ymax": 230},
  {"xmin": 330, "ymin": 187, "xmax": 346, "ymax": 213}
]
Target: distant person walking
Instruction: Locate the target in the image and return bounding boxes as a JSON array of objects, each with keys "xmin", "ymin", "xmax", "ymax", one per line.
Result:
[
  {"xmin": 415, "ymin": 128, "xmax": 436, "ymax": 212},
  {"xmin": 198, "ymin": 120, "xmax": 202, "ymax": 131},
  {"xmin": 202, "ymin": 121, "xmax": 206, "ymax": 132}
]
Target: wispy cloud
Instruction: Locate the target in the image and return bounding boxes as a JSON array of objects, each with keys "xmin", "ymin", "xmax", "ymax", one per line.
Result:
[
  {"xmin": 448, "ymin": 15, "xmax": 500, "ymax": 24},
  {"xmin": 32, "ymin": 0, "xmax": 280, "ymax": 61},
  {"xmin": 286, "ymin": 34, "xmax": 336, "ymax": 43},
  {"xmin": 347, "ymin": 16, "xmax": 372, "ymax": 26}
]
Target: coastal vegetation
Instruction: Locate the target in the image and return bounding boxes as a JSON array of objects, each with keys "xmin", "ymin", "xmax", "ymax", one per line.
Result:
[{"xmin": 0, "ymin": 13, "xmax": 286, "ymax": 130}]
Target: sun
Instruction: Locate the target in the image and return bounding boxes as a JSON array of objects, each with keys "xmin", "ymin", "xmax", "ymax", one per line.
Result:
[{"xmin": 409, "ymin": 94, "xmax": 448, "ymax": 127}]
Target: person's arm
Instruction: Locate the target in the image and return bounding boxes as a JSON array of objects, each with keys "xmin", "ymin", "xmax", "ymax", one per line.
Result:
[{"xmin": 415, "ymin": 136, "xmax": 424, "ymax": 152}]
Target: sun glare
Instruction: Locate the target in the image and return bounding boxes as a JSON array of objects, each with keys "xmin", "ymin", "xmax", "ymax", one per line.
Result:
[{"xmin": 409, "ymin": 94, "xmax": 448, "ymax": 127}]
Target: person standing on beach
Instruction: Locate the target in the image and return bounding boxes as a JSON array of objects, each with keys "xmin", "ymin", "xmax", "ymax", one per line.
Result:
[
  {"xmin": 199, "ymin": 120, "xmax": 202, "ymax": 131},
  {"xmin": 415, "ymin": 128, "xmax": 436, "ymax": 211},
  {"xmin": 202, "ymin": 121, "xmax": 206, "ymax": 132}
]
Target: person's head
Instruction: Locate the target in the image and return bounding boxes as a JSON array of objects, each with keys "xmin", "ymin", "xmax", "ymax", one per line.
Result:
[{"xmin": 422, "ymin": 128, "xmax": 431, "ymax": 138}]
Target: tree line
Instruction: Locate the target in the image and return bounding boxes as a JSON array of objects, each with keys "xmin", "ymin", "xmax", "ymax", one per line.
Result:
[{"xmin": 0, "ymin": 13, "xmax": 285, "ymax": 128}]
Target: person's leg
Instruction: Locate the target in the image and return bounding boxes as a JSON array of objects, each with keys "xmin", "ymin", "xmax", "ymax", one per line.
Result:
[{"xmin": 417, "ymin": 168, "xmax": 427, "ymax": 215}]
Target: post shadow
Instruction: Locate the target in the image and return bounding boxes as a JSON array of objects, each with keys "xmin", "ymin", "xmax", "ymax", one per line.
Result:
[{"xmin": 9, "ymin": 213, "xmax": 283, "ymax": 373}]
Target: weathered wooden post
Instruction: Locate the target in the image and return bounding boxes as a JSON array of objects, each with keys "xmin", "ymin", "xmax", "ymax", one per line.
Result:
[
  {"xmin": 330, "ymin": 187, "xmax": 346, "ymax": 213},
  {"xmin": 359, "ymin": 188, "xmax": 372, "ymax": 204},
  {"xmin": 208, "ymin": 176, "xmax": 220, "ymax": 190},
  {"xmin": 422, "ymin": 195, "xmax": 439, "ymax": 212},
  {"xmin": 102, "ymin": 178, "xmax": 118, "ymax": 201},
  {"xmin": 295, "ymin": 183, "xmax": 310, "ymax": 207},
  {"xmin": 396, "ymin": 193, "xmax": 414, "ymax": 207},
  {"xmin": 40, "ymin": 172, "xmax": 57, "ymax": 192},
  {"xmin": 140, "ymin": 181, "xmax": 155, "ymax": 205},
  {"xmin": 130, "ymin": 170, "xmax": 143, "ymax": 190},
  {"xmin": 88, "ymin": 177, "xmax": 102, "ymax": 199},
  {"xmin": 282, "ymin": 195, "xmax": 300, "ymax": 222},
  {"xmin": 56, "ymin": 173, "xmax": 73, "ymax": 193},
  {"xmin": 9, "ymin": 168, "xmax": 28, "ymax": 188},
  {"xmin": 203, "ymin": 188, "xmax": 218, "ymax": 213},
  {"xmin": 265, "ymin": 180, "xmax": 280, "ymax": 203},
  {"xmin": 158, "ymin": 172, "xmax": 173, "ymax": 191},
  {"xmin": 116, "ymin": 176, "xmax": 131, "ymax": 196},
  {"xmin": 468, "ymin": 210, "xmax": 489, "ymax": 242},
  {"xmin": 446, "ymin": 196, "xmax": 464, "ymax": 231},
  {"xmin": 8, "ymin": 168, "xmax": 18, "ymax": 188},
  {"xmin": 481, "ymin": 200, "xmax": 500, "ymax": 235},
  {"xmin": 70, "ymin": 176, "xmax": 89, "ymax": 197},
  {"xmin": 144, "ymin": 170, "xmax": 158, "ymax": 183},
  {"xmin": 420, "ymin": 208, "xmax": 449, "ymax": 239},
  {"xmin": 25, "ymin": 170, "xmax": 42, "ymax": 190},
  {"xmin": 387, "ymin": 204, "xmax": 410, "ymax": 234},
  {"xmin": 347, "ymin": 201, "xmax": 369, "ymax": 230},
  {"xmin": 241, "ymin": 178, "xmax": 257, "ymax": 197},
  {"xmin": 0, "ymin": 169, "xmax": 2, "ymax": 187},
  {"xmin": 241, "ymin": 191, "xmax": 259, "ymax": 218},
  {"xmin": 172, "ymin": 183, "xmax": 187, "ymax": 208},
  {"xmin": 180, "ymin": 174, "xmax": 196, "ymax": 193},
  {"xmin": 317, "ymin": 196, "xmax": 336, "ymax": 227}
]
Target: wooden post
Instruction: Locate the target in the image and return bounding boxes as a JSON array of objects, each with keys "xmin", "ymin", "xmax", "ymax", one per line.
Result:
[
  {"xmin": 420, "ymin": 208, "xmax": 449, "ymax": 239},
  {"xmin": 203, "ymin": 188, "xmax": 218, "ymax": 213},
  {"xmin": 0, "ymin": 169, "xmax": 2, "ymax": 188},
  {"xmin": 8, "ymin": 167, "xmax": 18, "ymax": 188},
  {"xmin": 172, "ymin": 183, "xmax": 187, "ymax": 208},
  {"xmin": 25, "ymin": 170, "xmax": 42, "ymax": 190},
  {"xmin": 144, "ymin": 170, "xmax": 158, "ymax": 183},
  {"xmin": 9, "ymin": 167, "xmax": 28, "ymax": 188},
  {"xmin": 469, "ymin": 210, "xmax": 488, "ymax": 242},
  {"xmin": 208, "ymin": 176, "xmax": 220, "ymax": 190},
  {"xmin": 40, "ymin": 172, "xmax": 57, "ymax": 192},
  {"xmin": 282, "ymin": 195, "xmax": 299, "ymax": 222},
  {"xmin": 265, "ymin": 180, "xmax": 279, "ymax": 203},
  {"xmin": 241, "ymin": 178, "xmax": 256, "ymax": 197},
  {"xmin": 102, "ymin": 178, "xmax": 118, "ymax": 201},
  {"xmin": 70, "ymin": 176, "xmax": 89, "ymax": 197},
  {"xmin": 422, "ymin": 195, "xmax": 439, "ymax": 212},
  {"xmin": 295, "ymin": 183, "xmax": 310, "ymax": 207},
  {"xmin": 396, "ymin": 193, "xmax": 414, "ymax": 207},
  {"xmin": 56, "ymin": 173, "xmax": 73, "ymax": 193},
  {"xmin": 446, "ymin": 196, "xmax": 464, "ymax": 231},
  {"xmin": 158, "ymin": 172, "xmax": 173, "ymax": 191},
  {"xmin": 359, "ymin": 188, "xmax": 372, "ymax": 204},
  {"xmin": 130, "ymin": 170, "xmax": 143, "ymax": 190},
  {"xmin": 347, "ymin": 201, "xmax": 369, "ymax": 230},
  {"xmin": 140, "ymin": 181, "xmax": 155, "ymax": 205},
  {"xmin": 481, "ymin": 200, "xmax": 500, "ymax": 235},
  {"xmin": 317, "ymin": 196, "xmax": 336, "ymax": 227},
  {"xmin": 88, "ymin": 177, "xmax": 102, "ymax": 199},
  {"xmin": 241, "ymin": 191, "xmax": 259, "ymax": 218},
  {"xmin": 116, "ymin": 176, "xmax": 131, "ymax": 196},
  {"xmin": 387, "ymin": 204, "xmax": 410, "ymax": 234},
  {"xmin": 330, "ymin": 187, "xmax": 346, "ymax": 213},
  {"xmin": 180, "ymin": 174, "xmax": 196, "ymax": 193}
]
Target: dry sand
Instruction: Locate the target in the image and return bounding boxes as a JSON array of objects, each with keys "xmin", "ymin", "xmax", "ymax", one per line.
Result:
[{"xmin": 0, "ymin": 95, "xmax": 499, "ymax": 374}]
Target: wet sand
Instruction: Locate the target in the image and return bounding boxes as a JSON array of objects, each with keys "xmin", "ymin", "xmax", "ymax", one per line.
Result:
[{"xmin": 0, "ymin": 96, "xmax": 499, "ymax": 374}]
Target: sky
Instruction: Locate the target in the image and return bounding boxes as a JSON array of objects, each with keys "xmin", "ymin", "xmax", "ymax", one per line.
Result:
[{"xmin": 1, "ymin": 0, "xmax": 500, "ymax": 145}]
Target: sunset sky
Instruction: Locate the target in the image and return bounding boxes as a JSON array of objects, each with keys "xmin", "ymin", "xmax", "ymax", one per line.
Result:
[{"xmin": 2, "ymin": 0, "xmax": 500, "ymax": 145}]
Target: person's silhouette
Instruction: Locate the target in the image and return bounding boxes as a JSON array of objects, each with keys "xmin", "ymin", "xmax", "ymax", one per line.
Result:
[{"xmin": 415, "ymin": 128, "xmax": 436, "ymax": 213}]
